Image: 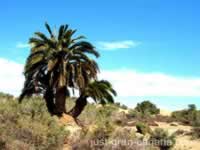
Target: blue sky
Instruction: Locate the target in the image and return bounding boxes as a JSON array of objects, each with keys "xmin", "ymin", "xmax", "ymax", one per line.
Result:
[{"xmin": 1, "ymin": 0, "xmax": 200, "ymax": 110}]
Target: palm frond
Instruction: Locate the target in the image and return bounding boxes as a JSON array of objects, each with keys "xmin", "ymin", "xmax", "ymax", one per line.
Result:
[
  {"xmin": 83, "ymin": 80, "xmax": 116, "ymax": 104},
  {"xmin": 45, "ymin": 22, "xmax": 54, "ymax": 38},
  {"xmin": 34, "ymin": 32, "xmax": 56, "ymax": 48},
  {"xmin": 58, "ymin": 25, "xmax": 65, "ymax": 40},
  {"xmin": 70, "ymin": 41, "xmax": 100, "ymax": 58},
  {"xmin": 71, "ymin": 36, "xmax": 86, "ymax": 43},
  {"xmin": 63, "ymin": 24, "xmax": 69, "ymax": 33}
]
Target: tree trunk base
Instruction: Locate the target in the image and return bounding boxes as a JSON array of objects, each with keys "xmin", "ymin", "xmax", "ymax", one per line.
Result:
[
  {"xmin": 68, "ymin": 96, "xmax": 87, "ymax": 118},
  {"xmin": 54, "ymin": 87, "xmax": 67, "ymax": 116}
]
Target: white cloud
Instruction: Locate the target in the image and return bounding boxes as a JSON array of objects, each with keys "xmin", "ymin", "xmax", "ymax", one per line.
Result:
[
  {"xmin": 99, "ymin": 69, "xmax": 200, "ymax": 97},
  {"xmin": 96, "ymin": 40, "xmax": 140, "ymax": 50},
  {"xmin": 1, "ymin": 57, "xmax": 200, "ymax": 98},
  {"xmin": 0, "ymin": 58, "xmax": 24, "ymax": 96},
  {"xmin": 16, "ymin": 42, "xmax": 30, "ymax": 49}
]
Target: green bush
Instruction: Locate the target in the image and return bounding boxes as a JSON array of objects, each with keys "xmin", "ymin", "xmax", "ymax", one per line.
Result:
[
  {"xmin": 127, "ymin": 109, "xmax": 153, "ymax": 120},
  {"xmin": 136, "ymin": 122, "xmax": 152, "ymax": 135},
  {"xmin": 0, "ymin": 97, "xmax": 69, "ymax": 150},
  {"xmin": 149, "ymin": 128, "xmax": 176, "ymax": 150},
  {"xmin": 171, "ymin": 104, "xmax": 200, "ymax": 126},
  {"xmin": 135, "ymin": 101, "xmax": 160, "ymax": 115}
]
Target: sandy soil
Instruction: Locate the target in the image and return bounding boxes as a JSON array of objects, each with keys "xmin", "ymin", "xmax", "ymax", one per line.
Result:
[
  {"xmin": 118, "ymin": 108, "xmax": 129, "ymax": 114},
  {"xmin": 61, "ymin": 110, "xmax": 200, "ymax": 150},
  {"xmin": 175, "ymin": 136, "xmax": 200, "ymax": 150},
  {"xmin": 159, "ymin": 109, "xmax": 172, "ymax": 116},
  {"xmin": 152, "ymin": 122, "xmax": 200, "ymax": 150}
]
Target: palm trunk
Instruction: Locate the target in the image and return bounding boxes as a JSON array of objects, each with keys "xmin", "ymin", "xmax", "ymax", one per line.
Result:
[
  {"xmin": 44, "ymin": 88, "xmax": 55, "ymax": 115},
  {"xmin": 54, "ymin": 86, "xmax": 67, "ymax": 116},
  {"xmin": 69, "ymin": 96, "xmax": 87, "ymax": 118}
]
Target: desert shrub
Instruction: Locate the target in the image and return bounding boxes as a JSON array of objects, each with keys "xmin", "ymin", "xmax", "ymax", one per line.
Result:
[
  {"xmin": 72, "ymin": 120, "xmax": 115, "ymax": 150},
  {"xmin": 0, "ymin": 92, "xmax": 14, "ymax": 101},
  {"xmin": 0, "ymin": 97, "xmax": 69, "ymax": 150},
  {"xmin": 110, "ymin": 127, "xmax": 136, "ymax": 140},
  {"xmin": 73, "ymin": 126, "xmax": 154, "ymax": 150},
  {"xmin": 115, "ymin": 102, "xmax": 128, "ymax": 110},
  {"xmin": 154, "ymin": 115, "xmax": 173, "ymax": 123},
  {"xmin": 171, "ymin": 110, "xmax": 189, "ymax": 123},
  {"xmin": 171, "ymin": 104, "xmax": 200, "ymax": 126},
  {"xmin": 91, "ymin": 121, "xmax": 114, "ymax": 140},
  {"xmin": 127, "ymin": 109, "xmax": 139, "ymax": 118},
  {"xmin": 135, "ymin": 101, "xmax": 160, "ymax": 115},
  {"xmin": 0, "ymin": 92, "xmax": 13, "ymax": 98},
  {"xmin": 149, "ymin": 128, "xmax": 176, "ymax": 150},
  {"xmin": 115, "ymin": 102, "xmax": 121, "ymax": 107},
  {"xmin": 127, "ymin": 109, "xmax": 153, "ymax": 120},
  {"xmin": 174, "ymin": 129, "xmax": 186, "ymax": 136},
  {"xmin": 78, "ymin": 103, "xmax": 118, "ymax": 126},
  {"xmin": 191, "ymin": 127, "xmax": 200, "ymax": 139},
  {"xmin": 136, "ymin": 122, "xmax": 152, "ymax": 135},
  {"xmin": 111, "ymin": 111, "xmax": 128, "ymax": 126},
  {"xmin": 83, "ymin": 114, "xmax": 115, "ymax": 141},
  {"xmin": 104, "ymin": 127, "xmax": 152, "ymax": 150},
  {"xmin": 121, "ymin": 104, "xmax": 128, "ymax": 110}
]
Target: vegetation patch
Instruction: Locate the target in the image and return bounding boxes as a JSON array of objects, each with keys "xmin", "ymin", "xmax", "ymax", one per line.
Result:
[
  {"xmin": 0, "ymin": 96, "xmax": 69, "ymax": 150},
  {"xmin": 149, "ymin": 128, "xmax": 176, "ymax": 150},
  {"xmin": 136, "ymin": 122, "xmax": 152, "ymax": 135},
  {"xmin": 191, "ymin": 127, "xmax": 200, "ymax": 139},
  {"xmin": 171, "ymin": 104, "xmax": 200, "ymax": 126},
  {"xmin": 135, "ymin": 101, "xmax": 160, "ymax": 115}
]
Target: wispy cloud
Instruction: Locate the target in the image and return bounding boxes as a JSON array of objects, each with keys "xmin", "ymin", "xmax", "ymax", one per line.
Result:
[
  {"xmin": 96, "ymin": 40, "xmax": 141, "ymax": 50},
  {"xmin": 99, "ymin": 69, "xmax": 200, "ymax": 97},
  {"xmin": 16, "ymin": 42, "xmax": 30, "ymax": 49}
]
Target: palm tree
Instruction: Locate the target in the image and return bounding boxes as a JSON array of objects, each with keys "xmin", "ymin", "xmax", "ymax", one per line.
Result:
[
  {"xmin": 19, "ymin": 23, "xmax": 99, "ymax": 116},
  {"xmin": 69, "ymin": 80, "xmax": 117, "ymax": 118}
]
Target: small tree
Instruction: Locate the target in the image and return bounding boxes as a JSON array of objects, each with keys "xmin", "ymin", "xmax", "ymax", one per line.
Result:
[
  {"xmin": 188, "ymin": 104, "xmax": 196, "ymax": 111},
  {"xmin": 135, "ymin": 101, "xmax": 160, "ymax": 115}
]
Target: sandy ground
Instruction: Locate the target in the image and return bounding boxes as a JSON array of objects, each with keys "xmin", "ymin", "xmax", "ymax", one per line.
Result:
[
  {"xmin": 152, "ymin": 122, "xmax": 192, "ymax": 134},
  {"xmin": 152, "ymin": 122, "xmax": 200, "ymax": 150},
  {"xmin": 160, "ymin": 109, "xmax": 172, "ymax": 116},
  {"xmin": 175, "ymin": 136, "xmax": 200, "ymax": 150},
  {"xmin": 118, "ymin": 108, "xmax": 129, "ymax": 114},
  {"xmin": 62, "ymin": 110, "xmax": 200, "ymax": 150}
]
